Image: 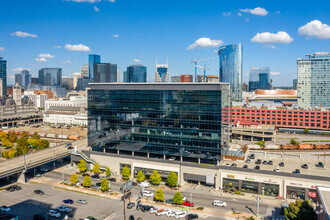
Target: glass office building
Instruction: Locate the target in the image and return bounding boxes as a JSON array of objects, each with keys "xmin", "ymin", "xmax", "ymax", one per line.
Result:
[
  {"xmin": 89, "ymin": 54, "xmax": 101, "ymax": 80},
  {"xmin": 93, "ymin": 63, "xmax": 117, "ymax": 83},
  {"xmin": 218, "ymin": 44, "xmax": 243, "ymax": 102},
  {"xmin": 88, "ymin": 83, "xmax": 230, "ymax": 162},
  {"xmin": 125, "ymin": 65, "xmax": 147, "ymax": 82},
  {"xmin": 298, "ymin": 52, "xmax": 330, "ymax": 108},
  {"xmin": 248, "ymin": 67, "xmax": 271, "ymax": 91},
  {"xmin": 0, "ymin": 58, "xmax": 6, "ymax": 97},
  {"xmin": 38, "ymin": 68, "xmax": 62, "ymax": 87}
]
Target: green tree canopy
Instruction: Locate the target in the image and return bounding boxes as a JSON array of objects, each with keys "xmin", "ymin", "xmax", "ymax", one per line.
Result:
[
  {"xmin": 136, "ymin": 170, "xmax": 145, "ymax": 182},
  {"xmin": 100, "ymin": 178, "xmax": 110, "ymax": 192},
  {"xmin": 0, "ymin": 132, "xmax": 8, "ymax": 141},
  {"xmin": 70, "ymin": 174, "xmax": 78, "ymax": 185},
  {"xmin": 284, "ymin": 200, "xmax": 316, "ymax": 220},
  {"xmin": 166, "ymin": 171, "xmax": 178, "ymax": 187},
  {"xmin": 92, "ymin": 163, "xmax": 100, "ymax": 174},
  {"xmin": 82, "ymin": 175, "xmax": 92, "ymax": 187},
  {"xmin": 255, "ymin": 141, "xmax": 265, "ymax": 148},
  {"xmin": 8, "ymin": 132, "xmax": 17, "ymax": 142},
  {"xmin": 106, "ymin": 167, "xmax": 111, "ymax": 176},
  {"xmin": 2, "ymin": 139, "xmax": 14, "ymax": 148},
  {"xmin": 155, "ymin": 188, "xmax": 164, "ymax": 202},
  {"xmin": 20, "ymin": 131, "xmax": 29, "ymax": 139},
  {"xmin": 290, "ymin": 139, "xmax": 300, "ymax": 146},
  {"xmin": 172, "ymin": 192, "xmax": 183, "ymax": 205},
  {"xmin": 31, "ymin": 132, "xmax": 41, "ymax": 139},
  {"xmin": 78, "ymin": 160, "xmax": 87, "ymax": 173},
  {"xmin": 121, "ymin": 166, "xmax": 131, "ymax": 180},
  {"xmin": 8, "ymin": 149, "xmax": 17, "ymax": 158},
  {"xmin": 149, "ymin": 170, "xmax": 162, "ymax": 185}
]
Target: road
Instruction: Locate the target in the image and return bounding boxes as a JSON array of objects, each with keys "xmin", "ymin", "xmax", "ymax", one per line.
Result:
[{"xmin": 41, "ymin": 169, "xmax": 271, "ymax": 217}]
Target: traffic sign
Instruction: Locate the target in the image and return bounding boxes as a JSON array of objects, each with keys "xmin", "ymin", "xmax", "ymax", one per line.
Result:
[
  {"xmin": 121, "ymin": 192, "xmax": 131, "ymax": 201},
  {"xmin": 121, "ymin": 180, "xmax": 133, "ymax": 193}
]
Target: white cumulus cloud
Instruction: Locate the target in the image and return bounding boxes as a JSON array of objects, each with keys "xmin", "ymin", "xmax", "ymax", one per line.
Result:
[
  {"xmin": 11, "ymin": 31, "xmax": 38, "ymax": 38},
  {"xmin": 113, "ymin": 34, "xmax": 119, "ymax": 38},
  {"xmin": 187, "ymin": 37, "xmax": 224, "ymax": 50},
  {"xmin": 0, "ymin": 47, "xmax": 4, "ymax": 51},
  {"xmin": 64, "ymin": 44, "xmax": 91, "ymax": 51},
  {"xmin": 35, "ymin": 58, "xmax": 47, "ymax": 62},
  {"xmin": 239, "ymin": 7, "xmax": 268, "ymax": 16},
  {"xmin": 12, "ymin": 67, "xmax": 31, "ymax": 72},
  {"xmin": 251, "ymin": 31, "xmax": 293, "ymax": 44},
  {"xmin": 222, "ymin": 12, "xmax": 231, "ymax": 17},
  {"xmin": 38, "ymin": 53, "xmax": 55, "ymax": 58},
  {"xmin": 270, "ymin": 72, "xmax": 281, "ymax": 76},
  {"xmin": 93, "ymin": 6, "xmax": 100, "ymax": 12},
  {"xmin": 298, "ymin": 20, "xmax": 330, "ymax": 40},
  {"xmin": 53, "ymin": 45, "xmax": 61, "ymax": 48},
  {"xmin": 61, "ymin": 60, "xmax": 73, "ymax": 64},
  {"xmin": 133, "ymin": 58, "xmax": 141, "ymax": 63}
]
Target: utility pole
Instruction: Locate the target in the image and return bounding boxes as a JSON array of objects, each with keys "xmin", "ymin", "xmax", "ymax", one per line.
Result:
[{"xmin": 123, "ymin": 196, "xmax": 126, "ymax": 220}]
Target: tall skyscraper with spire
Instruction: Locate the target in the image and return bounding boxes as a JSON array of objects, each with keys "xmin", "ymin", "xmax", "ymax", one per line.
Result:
[{"xmin": 155, "ymin": 58, "xmax": 169, "ymax": 83}]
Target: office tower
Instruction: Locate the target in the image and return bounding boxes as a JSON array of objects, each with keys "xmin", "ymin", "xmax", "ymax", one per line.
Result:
[
  {"xmin": 242, "ymin": 82, "xmax": 248, "ymax": 92},
  {"xmin": 15, "ymin": 70, "xmax": 31, "ymax": 88},
  {"xmin": 31, "ymin": 77, "xmax": 39, "ymax": 85},
  {"xmin": 62, "ymin": 76, "xmax": 74, "ymax": 90},
  {"xmin": 15, "ymin": 74, "xmax": 22, "ymax": 87},
  {"xmin": 94, "ymin": 63, "xmax": 117, "ymax": 83},
  {"xmin": 123, "ymin": 71, "xmax": 128, "ymax": 83},
  {"xmin": 73, "ymin": 72, "xmax": 82, "ymax": 90},
  {"xmin": 181, "ymin": 75, "xmax": 193, "ymax": 82},
  {"xmin": 77, "ymin": 77, "xmax": 90, "ymax": 91},
  {"xmin": 125, "ymin": 65, "xmax": 147, "ymax": 82},
  {"xmin": 248, "ymin": 67, "xmax": 271, "ymax": 91},
  {"xmin": 81, "ymin": 64, "xmax": 89, "ymax": 78},
  {"xmin": 89, "ymin": 54, "xmax": 101, "ymax": 79},
  {"xmin": 0, "ymin": 79, "xmax": 3, "ymax": 97},
  {"xmin": 293, "ymin": 79, "xmax": 297, "ymax": 90},
  {"xmin": 218, "ymin": 44, "xmax": 243, "ymax": 101},
  {"xmin": 297, "ymin": 52, "xmax": 330, "ymax": 108},
  {"xmin": 0, "ymin": 57, "xmax": 7, "ymax": 97},
  {"xmin": 171, "ymin": 76, "xmax": 181, "ymax": 82},
  {"xmin": 155, "ymin": 58, "xmax": 169, "ymax": 82},
  {"xmin": 13, "ymin": 83, "xmax": 22, "ymax": 105},
  {"xmin": 88, "ymin": 83, "xmax": 230, "ymax": 161},
  {"xmin": 38, "ymin": 68, "xmax": 62, "ymax": 86}
]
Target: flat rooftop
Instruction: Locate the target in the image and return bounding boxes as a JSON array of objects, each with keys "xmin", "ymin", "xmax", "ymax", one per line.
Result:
[{"xmin": 317, "ymin": 186, "xmax": 330, "ymax": 216}]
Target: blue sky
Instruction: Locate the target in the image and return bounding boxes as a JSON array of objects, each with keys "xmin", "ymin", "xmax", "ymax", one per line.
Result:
[{"xmin": 0, "ymin": 0, "xmax": 329, "ymax": 86}]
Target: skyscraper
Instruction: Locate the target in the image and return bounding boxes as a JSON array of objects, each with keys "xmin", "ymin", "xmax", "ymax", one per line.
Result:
[
  {"xmin": 297, "ymin": 52, "xmax": 330, "ymax": 108},
  {"xmin": 0, "ymin": 57, "xmax": 7, "ymax": 97},
  {"xmin": 38, "ymin": 68, "xmax": 62, "ymax": 87},
  {"xmin": 155, "ymin": 58, "xmax": 169, "ymax": 82},
  {"xmin": 88, "ymin": 54, "xmax": 101, "ymax": 80},
  {"xmin": 62, "ymin": 76, "xmax": 74, "ymax": 90},
  {"xmin": 93, "ymin": 63, "xmax": 117, "ymax": 83},
  {"xmin": 248, "ymin": 67, "xmax": 271, "ymax": 91},
  {"xmin": 15, "ymin": 70, "xmax": 31, "ymax": 88},
  {"xmin": 218, "ymin": 44, "xmax": 243, "ymax": 101},
  {"xmin": 125, "ymin": 65, "xmax": 147, "ymax": 82},
  {"xmin": 81, "ymin": 64, "xmax": 89, "ymax": 78}
]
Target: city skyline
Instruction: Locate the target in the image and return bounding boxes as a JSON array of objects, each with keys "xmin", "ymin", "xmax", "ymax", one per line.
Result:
[{"xmin": 0, "ymin": 0, "xmax": 329, "ymax": 86}]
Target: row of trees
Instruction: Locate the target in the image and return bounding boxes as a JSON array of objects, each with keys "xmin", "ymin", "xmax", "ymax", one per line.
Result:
[
  {"xmin": 283, "ymin": 200, "xmax": 316, "ymax": 220},
  {"xmin": 77, "ymin": 160, "xmax": 111, "ymax": 176},
  {"xmin": 154, "ymin": 189, "xmax": 183, "ymax": 205}
]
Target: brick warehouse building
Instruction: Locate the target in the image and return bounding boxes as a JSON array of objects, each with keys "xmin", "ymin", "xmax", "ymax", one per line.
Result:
[{"xmin": 231, "ymin": 107, "xmax": 330, "ymax": 131}]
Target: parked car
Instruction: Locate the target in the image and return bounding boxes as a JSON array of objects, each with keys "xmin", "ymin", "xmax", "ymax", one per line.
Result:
[
  {"xmin": 91, "ymin": 174, "xmax": 100, "ymax": 179},
  {"xmin": 138, "ymin": 182, "xmax": 150, "ymax": 188},
  {"xmin": 65, "ymin": 143, "xmax": 72, "ymax": 148},
  {"xmin": 142, "ymin": 191, "xmax": 154, "ymax": 197},
  {"xmin": 175, "ymin": 212, "xmax": 186, "ymax": 219},
  {"xmin": 255, "ymin": 159, "xmax": 261, "ymax": 164},
  {"xmin": 279, "ymin": 162, "xmax": 285, "ymax": 167},
  {"xmin": 302, "ymin": 164, "xmax": 308, "ymax": 169},
  {"xmin": 254, "ymin": 165, "xmax": 260, "ymax": 170},
  {"xmin": 0, "ymin": 206, "xmax": 11, "ymax": 212},
  {"xmin": 149, "ymin": 207, "xmax": 158, "ymax": 214},
  {"xmin": 166, "ymin": 199, "xmax": 174, "ymax": 204},
  {"xmin": 231, "ymin": 163, "xmax": 237, "ymax": 167},
  {"xmin": 40, "ymin": 168, "xmax": 48, "ymax": 172},
  {"xmin": 33, "ymin": 214, "xmax": 46, "ymax": 220},
  {"xmin": 77, "ymin": 199, "xmax": 87, "ymax": 204},
  {"xmin": 57, "ymin": 205, "xmax": 72, "ymax": 212},
  {"xmin": 169, "ymin": 156, "xmax": 176, "ymax": 161},
  {"xmin": 128, "ymin": 215, "xmax": 134, "ymax": 220},
  {"xmin": 249, "ymin": 154, "xmax": 255, "ymax": 159},
  {"xmin": 156, "ymin": 209, "xmax": 170, "ymax": 216},
  {"xmin": 48, "ymin": 210, "xmax": 61, "ymax": 218},
  {"xmin": 63, "ymin": 199, "xmax": 74, "ymax": 204},
  {"xmin": 82, "ymin": 173, "xmax": 90, "ymax": 177},
  {"xmin": 34, "ymin": 190, "xmax": 45, "ymax": 195},
  {"xmin": 293, "ymin": 169, "xmax": 300, "ymax": 174},
  {"xmin": 127, "ymin": 202, "xmax": 135, "ymax": 209},
  {"xmin": 274, "ymin": 167, "xmax": 280, "ymax": 172},
  {"xmin": 225, "ymin": 163, "xmax": 230, "ymax": 167},
  {"xmin": 167, "ymin": 210, "xmax": 176, "ymax": 217},
  {"xmin": 6, "ymin": 185, "xmax": 22, "ymax": 192},
  {"xmin": 262, "ymin": 160, "xmax": 268, "ymax": 165},
  {"xmin": 318, "ymin": 162, "xmax": 324, "ymax": 168},
  {"xmin": 246, "ymin": 159, "xmax": 251, "ymax": 163},
  {"xmin": 212, "ymin": 200, "xmax": 227, "ymax": 207},
  {"xmin": 140, "ymin": 205, "xmax": 153, "ymax": 212},
  {"xmin": 12, "ymin": 185, "xmax": 22, "ymax": 190},
  {"xmin": 185, "ymin": 214, "xmax": 199, "ymax": 220},
  {"xmin": 182, "ymin": 200, "xmax": 194, "ymax": 207},
  {"xmin": 268, "ymin": 160, "xmax": 273, "ymax": 165},
  {"xmin": 243, "ymin": 165, "xmax": 248, "ymax": 168},
  {"xmin": 108, "ymin": 178, "xmax": 116, "ymax": 182}
]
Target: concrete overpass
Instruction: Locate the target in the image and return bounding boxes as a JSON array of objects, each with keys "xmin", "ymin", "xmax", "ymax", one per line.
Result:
[{"xmin": 0, "ymin": 138, "xmax": 87, "ymax": 181}]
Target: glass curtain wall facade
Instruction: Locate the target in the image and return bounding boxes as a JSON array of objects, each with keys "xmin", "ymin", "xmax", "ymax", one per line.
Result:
[
  {"xmin": 94, "ymin": 63, "xmax": 117, "ymax": 83},
  {"xmin": 89, "ymin": 54, "xmax": 101, "ymax": 80},
  {"xmin": 125, "ymin": 65, "xmax": 147, "ymax": 82},
  {"xmin": 88, "ymin": 83, "xmax": 230, "ymax": 162},
  {"xmin": 0, "ymin": 59, "xmax": 6, "ymax": 97},
  {"xmin": 218, "ymin": 44, "xmax": 242, "ymax": 102},
  {"xmin": 38, "ymin": 68, "xmax": 62, "ymax": 87},
  {"xmin": 248, "ymin": 67, "xmax": 271, "ymax": 91}
]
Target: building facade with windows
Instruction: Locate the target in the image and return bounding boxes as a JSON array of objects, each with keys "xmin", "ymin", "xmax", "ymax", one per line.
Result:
[
  {"xmin": 38, "ymin": 68, "xmax": 62, "ymax": 87},
  {"xmin": 298, "ymin": 52, "xmax": 330, "ymax": 108},
  {"xmin": 93, "ymin": 63, "xmax": 117, "ymax": 83},
  {"xmin": 218, "ymin": 44, "xmax": 243, "ymax": 102},
  {"xmin": 89, "ymin": 54, "xmax": 101, "ymax": 80},
  {"xmin": 87, "ymin": 83, "xmax": 230, "ymax": 162},
  {"xmin": 155, "ymin": 59, "xmax": 169, "ymax": 83},
  {"xmin": 0, "ymin": 58, "xmax": 7, "ymax": 97},
  {"xmin": 124, "ymin": 65, "xmax": 147, "ymax": 82}
]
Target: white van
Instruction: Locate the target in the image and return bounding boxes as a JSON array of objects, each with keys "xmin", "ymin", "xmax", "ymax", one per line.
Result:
[{"xmin": 138, "ymin": 182, "xmax": 150, "ymax": 188}]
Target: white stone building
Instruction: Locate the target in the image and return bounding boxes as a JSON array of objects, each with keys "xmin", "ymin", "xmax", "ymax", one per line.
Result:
[{"xmin": 45, "ymin": 96, "xmax": 87, "ymax": 111}]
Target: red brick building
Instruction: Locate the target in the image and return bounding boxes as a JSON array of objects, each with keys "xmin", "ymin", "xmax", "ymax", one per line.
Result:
[{"xmin": 231, "ymin": 107, "xmax": 330, "ymax": 130}]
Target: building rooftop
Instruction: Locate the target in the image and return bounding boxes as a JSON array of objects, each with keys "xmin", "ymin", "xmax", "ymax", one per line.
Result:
[{"xmin": 317, "ymin": 186, "xmax": 330, "ymax": 217}]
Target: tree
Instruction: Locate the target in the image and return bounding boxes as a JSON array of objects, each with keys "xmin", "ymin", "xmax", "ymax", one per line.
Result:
[
  {"xmin": 136, "ymin": 170, "xmax": 145, "ymax": 182},
  {"xmin": 304, "ymin": 128, "xmax": 309, "ymax": 134},
  {"xmin": 283, "ymin": 200, "xmax": 316, "ymax": 220},
  {"xmin": 154, "ymin": 188, "xmax": 164, "ymax": 202},
  {"xmin": 106, "ymin": 167, "xmax": 111, "ymax": 177},
  {"xmin": 149, "ymin": 170, "xmax": 162, "ymax": 185},
  {"xmin": 78, "ymin": 160, "xmax": 87, "ymax": 173},
  {"xmin": 255, "ymin": 141, "xmax": 265, "ymax": 148},
  {"xmin": 92, "ymin": 163, "xmax": 100, "ymax": 174},
  {"xmin": 70, "ymin": 174, "xmax": 78, "ymax": 185},
  {"xmin": 20, "ymin": 131, "xmax": 29, "ymax": 139},
  {"xmin": 166, "ymin": 171, "xmax": 178, "ymax": 187},
  {"xmin": 121, "ymin": 166, "xmax": 130, "ymax": 180},
  {"xmin": 100, "ymin": 178, "xmax": 109, "ymax": 192},
  {"xmin": 8, "ymin": 132, "xmax": 17, "ymax": 142},
  {"xmin": 172, "ymin": 192, "xmax": 183, "ymax": 205},
  {"xmin": 82, "ymin": 175, "xmax": 92, "ymax": 187},
  {"xmin": 0, "ymin": 132, "xmax": 8, "ymax": 141},
  {"xmin": 290, "ymin": 139, "xmax": 299, "ymax": 146},
  {"xmin": 1, "ymin": 139, "xmax": 14, "ymax": 148},
  {"xmin": 1, "ymin": 150, "xmax": 9, "ymax": 158},
  {"xmin": 31, "ymin": 132, "xmax": 40, "ymax": 139},
  {"xmin": 8, "ymin": 149, "xmax": 17, "ymax": 158}
]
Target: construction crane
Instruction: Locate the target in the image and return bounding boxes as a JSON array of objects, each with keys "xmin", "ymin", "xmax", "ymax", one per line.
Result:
[
  {"xmin": 190, "ymin": 58, "xmax": 214, "ymax": 82},
  {"xmin": 195, "ymin": 65, "xmax": 210, "ymax": 82}
]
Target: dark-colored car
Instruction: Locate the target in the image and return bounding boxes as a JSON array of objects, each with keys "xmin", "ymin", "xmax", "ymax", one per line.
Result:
[
  {"xmin": 293, "ymin": 169, "xmax": 300, "ymax": 174},
  {"xmin": 166, "ymin": 199, "xmax": 174, "ymax": 204},
  {"xmin": 34, "ymin": 190, "xmax": 45, "ymax": 195},
  {"xmin": 127, "ymin": 202, "xmax": 135, "ymax": 209},
  {"xmin": 262, "ymin": 160, "xmax": 268, "ymax": 165},
  {"xmin": 91, "ymin": 174, "xmax": 100, "ymax": 179},
  {"xmin": 243, "ymin": 165, "xmax": 248, "ymax": 168},
  {"xmin": 63, "ymin": 199, "xmax": 74, "ymax": 204},
  {"xmin": 33, "ymin": 214, "xmax": 46, "ymax": 220},
  {"xmin": 12, "ymin": 185, "xmax": 22, "ymax": 190},
  {"xmin": 186, "ymin": 214, "xmax": 199, "ymax": 220},
  {"xmin": 279, "ymin": 162, "xmax": 285, "ymax": 167},
  {"xmin": 231, "ymin": 163, "xmax": 237, "ymax": 167},
  {"xmin": 108, "ymin": 178, "xmax": 116, "ymax": 182},
  {"xmin": 318, "ymin": 162, "xmax": 324, "ymax": 168},
  {"xmin": 255, "ymin": 159, "xmax": 261, "ymax": 165},
  {"xmin": 82, "ymin": 173, "xmax": 90, "ymax": 177},
  {"xmin": 249, "ymin": 154, "xmax": 255, "ymax": 159},
  {"xmin": 85, "ymin": 217, "xmax": 97, "ymax": 220},
  {"xmin": 6, "ymin": 185, "xmax": 21, "ymax": 192},
  {"xmin": 254, "ymin": 165, "xmax": 260, "ymax": 170},
  {"xmin": 301, "ymin": 164, "xmax": 308, "ymax": 169},
  {"xmin": 129, "ymin": 216, "xmax": 135, "ymax": 220},
  {"xmin": 268, "ymin": 160, "xmax": 273, "ymax": 165},
  {"xmin": 132, "ymin": 182, "xmax": 138, "ymax": 186}
]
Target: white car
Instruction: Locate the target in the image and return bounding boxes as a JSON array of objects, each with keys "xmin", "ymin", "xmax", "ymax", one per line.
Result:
[
  {"xmin": 40, "ymin": 168, "xmax": 48, "ymax": 172},
  {"xmin": 149, "ymin": 207, "xmax": 158, "ymax": 214},
  {"xmin": 167, "ymin": 210, "xmax": 176, "ymax": 217},
  {"xmin": 182, "ymin": 197, "xmax": 187, "ymax": 201},
  {"xmin": 168, "ymin": 156, "xmax": 176, "ymax": 161},
  {"xmin": 0, "ymin": 206, "xmax": 10, "ymax": 212},
  {"xmin": 56, "ymin": 205, "xmax": 72, "ymax": 212},
  {"xmin": 138, "ymin": 182, "xmax": 150, "ymax": 188},
  {"xmin": 143, "ymin": 191, "xmax": 154, "ymax": 197},
  {"xmin": 212, "ymin": 200, "xmax": 227, "ymax": 207},
  {"xmin": 274, "ymin": 167, "xmax": 280, "ymax": 172},
  {"xmin": 156, "ymin": 209, "xmax": 171, "ymax": 216},
  {"xmin": 48, "ymin": 210, "xmax": 61, "ymax": 218},
  {"xmin": 174, "ymin": 212, "xmax": 186, "ymax": 218}
]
